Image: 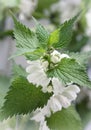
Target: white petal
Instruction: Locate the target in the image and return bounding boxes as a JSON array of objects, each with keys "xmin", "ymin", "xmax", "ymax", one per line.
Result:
[
  {"xmin": 26, "ymin": 60, "xmax": 50, "ymax": 91},
  {"xmin": 62, "ymin": 91, "xmax": 77, "ymax": 101},
  {"xmin": 39, "ymin": 121, "xmax": 50, "ymax": 130},
  {"xmin": 60, "ymin": 54, "xmax": 70, "ymax": 60},
  {"xmin": 26, "ymin": 60, "xmax": 41, "ymax": 73},
  {"xmin": 58, "ymin": 95, "xmax": 71, "ymax": 108},
  {"xmin": 51, "ymin": 55, "xmax": 60, "ymax": 63},
  {"xmin": 65, "ymin": 85, "xmax": 80, "ymax": 93},
  {"xmin": 51, "ymin": 50, "xmax": 61, "ymax": 56},
  {"xmin": 52, "ymin": 77, "xmax": 64, "ymax": 95},
  {"xmin": 48, "ymin": 96, "xmax": 62, "ymax": 113},
  {"xmin": 27, "ymin": 71, "xmax": 50, "ymax": 89},
  {"xmin": 51, "ymin": 50, "xmax": 61, "ymax": 63},
  {"xmin": 41, "ymin": 60, "xmax": 49, "ymax": 71},
  {"xmin": 31, "ymin": 111, "xmax": 45, "ymax": 122},
  {"xmin": 40, "ymin": 105, "xmax": 51, "ymax": 117}
]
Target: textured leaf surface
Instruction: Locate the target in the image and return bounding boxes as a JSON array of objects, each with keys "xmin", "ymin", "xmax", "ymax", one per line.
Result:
[
  {"xmin": 47, "ymin": 58, "xmax": 91, "ymax": 88},
  {"xmin": 0, "ymin": 76, "xmax": 51, "ymax": 120},
  {"xmin": 9, "ymin": 48, "xmax": 45, "ymax": 60},
  {"xmin": 26, "ymin": 48, "xmax": 46, "ymax": 60},
  {"xmin": 47, "ymin": 106, "xmax": 82, "ymax": 130},
  {"xmin": 13, "ymin": 16, "xmax": 39, "ymax": 52},
  {"xmin": 36, "ymin": 21, "xmax": 49, "ymax": 47},
  {"xmin": 48, "ymin": 14, "xmax": 79, "ymax": 48},
  {"xmin": 69, "ymin": 51, "xmax": 91, "ymax": 65}
]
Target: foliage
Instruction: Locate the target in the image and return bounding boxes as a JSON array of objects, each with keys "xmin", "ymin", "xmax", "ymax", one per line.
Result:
[
  {"xmin": 0, "ymin": 12, "xmax": 91, "ymax": 130},
  {"xmin": 47, "ymin": 106, "xmax": 82, "ymax": 130},
  {"xmin": 47, "ymin": 58, "xmax": 91, "ymax": 88},
  {"xmin": 0, "ymin": 76, "xmax": 51, "ymax": 120}
]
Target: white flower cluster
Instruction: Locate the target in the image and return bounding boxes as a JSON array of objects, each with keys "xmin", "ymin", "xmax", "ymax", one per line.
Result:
[{"xmin": 26, "ymin": 50, "xmax": 80, "ymax": 130}]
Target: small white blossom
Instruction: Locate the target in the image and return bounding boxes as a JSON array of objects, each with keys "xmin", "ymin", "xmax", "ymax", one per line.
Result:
[
  {"xmin": 51, "ymin": 50, "xmax": 61, "ymax": 63},
  {"xmin": 51, "ymin": 50, "xmax": 70, "ymax": 64},
  {"xmin": 47, "ymin": 95, "xmax": 62, "ymax": 113},
  {"xmin": 49, "ymin": 78, "xmax": 80, "ymax": 111},
  {"xmin": 26, "ymin": 60, "xmax": 50, "ymax": 92},
  {"xmin": 52, "ymin": 77, "xmax": 64, "ymax": 95},
  {"xmin": 31, "ymin": 106, "xmax": 51, "ymax": 123},
  {"xmin": 39, "ymin": 121, "xmax": 50, "ymax": 130},
  {"xmin": 31, "ymin": 108, "xmax": 45, "ymax": 122},
  {"xmin": 60, "ymin": 54, "xmax": 70, "ymax": 60},
  {"xmin": 41, "ymin": 60, "xmax": 49, "ymax": 71},
  {"xmin": 31, "ymin": 106, "xmax": 51, "ymax": 130}
]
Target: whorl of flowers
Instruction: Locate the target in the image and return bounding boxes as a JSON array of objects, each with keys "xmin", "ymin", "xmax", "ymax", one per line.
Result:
[{"xmin": 26, "ymin": 50, "xmax": 80, "ymax": 130}]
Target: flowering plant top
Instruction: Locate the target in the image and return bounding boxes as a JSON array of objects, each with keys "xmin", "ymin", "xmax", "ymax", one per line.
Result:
[{"xmin": 0, "ymin": 13, "xmax": 91, "ymax": 130}]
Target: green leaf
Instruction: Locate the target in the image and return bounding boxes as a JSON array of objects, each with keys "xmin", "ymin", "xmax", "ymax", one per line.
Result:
[
  {"xmin": 69, "ymin": 51, "xmax": 91, "ymax": 65},
  {"xmin": 10, "ymin": 16, "xmax": 48, "ymax": 60},
  {"xmin": 0, "ymin": 76, "xmax": 51, "ymax": 120},
  {"xmin": 47, "ymin": 106, "xmax": 82, "ymax": 130},
  {"xmin": 13, "ymin": 16, "xmax": 39, "ymax": 53},
  {"xmin": 26, "ymin": 48, "xmax": 46, "ymax": 60},
  {"xmin": 48, "ymin": 13, "xmax": 80, "ymax": 48},
  {"xmin": 9, "ymin": 48, "xmax": 45, "ymax": 60},
  {"xmin": 35, "ymin": 20, "xmax": 49, "ymax": 47},
  {"xmin": 47, "ymin": 58, "xmax": 91, "ymax": 88}
]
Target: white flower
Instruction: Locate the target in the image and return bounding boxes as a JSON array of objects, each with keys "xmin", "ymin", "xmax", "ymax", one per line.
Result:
[
  {"xmin": 48, "ymin": 95, "xmax": 62, "ymax": 113},
  {"xmin": 60, "ymin": 54, "xmax": 70, "ymax": 60},
  {"xmin": 31, "ymin": 108, "xmax": 45, "ymax": 122},
  {"xmin": 39, "ymin": 121, "xmax": 50, "ymax": 130},
  {"xmin": 31, "ymin": 77, "xmax": 80, "ymax": 130},
  {"xmin": 51, "ymin": 50, "xmax": 70, "ymax": 64},
  {"xmin": 52, "ymin": 77, "xmax": 64, "ymax": 95},
  {"xmin": 26, "ymin": 60, "xmax": 50, "ymax": 92},
  {"xmin": 31, "ymin": 106, "xmax": 51, "ymax": 130},
  {"xmin": 51, "ymin": 78, "xmax": 80, "ymax": 110},
  {"xmin": 51, "ymin": 50, "xmax": 61, "ymax": 63},
  {"xmin": 41, "ymin": 60, "xmax": 49, "ymax": 71},
  {"xmin": 31, "ymin": 106, "xmax": 51, "ymax": 123}
]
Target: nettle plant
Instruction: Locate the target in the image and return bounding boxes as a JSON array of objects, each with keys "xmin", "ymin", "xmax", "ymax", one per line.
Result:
[{"xmin": 1, "ymin": 13, "xmax": 91, "ymax": 130}]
